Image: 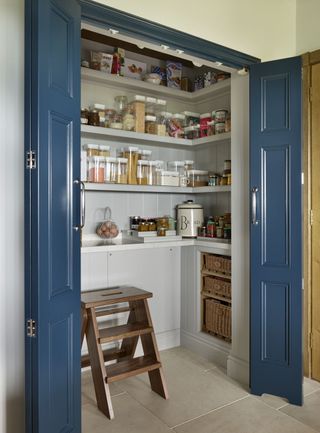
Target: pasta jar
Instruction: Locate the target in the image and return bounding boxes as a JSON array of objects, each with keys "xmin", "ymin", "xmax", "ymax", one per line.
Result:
[
  {"xmin": 147, "ymin": 161, "xmax": 157, "ymax": 185},
  {"xmin": 84, "ymin": 143, "xmax": 99, "ymax": 157},
  {"xmin": 87, "ymin": 156, "xmax": 105, "ymax": 183},
  {"xmin": 140, "ymin": 149, "xmax": 152, "ymax": 160},
  {"xmin": 115, "ymin": 158, "xmax": 128, "ymax": 184},
  {"xmin": 200, "ymin": 113, "xmax": 212, "ymax": 137},
  {"xmin": 105, "ymin": 157, "xmax": 117, "ymax": 183},
  {"xmin": 122, "ymin": 105, "xmax": 135, "ymax": 131},
  {"xmin": 145, "ymin": 115, "xmax": 157, "ymax": 134},
  {"xmin": 98, "ymin": 145, "xmax": 110, "ymax": 157},
  {"xmin": 120, "ymin": 147, "xmax": 140, "ymax": 184},
  {"xmin": 137, "ymin": 160, "xmax": 149, "ymax": 185}
]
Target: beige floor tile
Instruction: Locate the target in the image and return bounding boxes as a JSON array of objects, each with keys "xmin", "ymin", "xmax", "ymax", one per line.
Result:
[
  {"xmin": 82, "ymin": 393, "xmax": 172, "ymax": 433},
  {"xmin": 81, "ymin": 370, "xmax": 123, "ymax": 406},
  {"xmin": 304, "ymin": 377, "xmax": 320, "ymax": 396},
  {"xmin": 118, "ymin": 361, "xmax": 247, "ymax": 427},
  {"xmin": 280, "ymin": 391, "xmax": 320, "ymax": 432},
  {"xmin": 174, "ymin": 396, "xmax": 319, "ymax": 433},
  {"xmin": 160, "ymin": 346, "xmax": 219, "ymax": 372}
]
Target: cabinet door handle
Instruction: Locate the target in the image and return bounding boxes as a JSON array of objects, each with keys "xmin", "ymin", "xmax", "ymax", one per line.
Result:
[
  {"xmin": 251, "ymin": 187, "xmax": 259, "ymax": 225},
  {"xmin": 80, "ymin": 181, "xmax": 85, "ymax": 228}
]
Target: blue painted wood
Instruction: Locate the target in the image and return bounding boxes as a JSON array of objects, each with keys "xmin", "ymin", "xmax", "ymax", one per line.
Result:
[
  {"xmin": 250, "ymin": 57, "xmax": 302, "ymax": 405},
  {"xmin": 80, "ymin": 0, "xmax": 260, "ymax": 69},
  {"xmin": 25, "ymin": 0, "xmax": 81, "ymax": 432}
]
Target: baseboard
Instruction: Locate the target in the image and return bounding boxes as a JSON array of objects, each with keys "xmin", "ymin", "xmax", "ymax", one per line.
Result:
[
  {"xmin": 180, "ymin": 329, "xmax": 231, "ymax": 369},
  {"xmin": 227, "ymin": 354, "xmax": 249, "ymax": 387}
]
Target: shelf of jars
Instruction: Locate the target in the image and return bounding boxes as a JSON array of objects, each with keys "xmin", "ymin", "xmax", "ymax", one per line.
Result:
[
  {"xmin": 81, "ymin": 67, "xmax": 231, "ymax": 102},
  {"xmin": 81, "ymin": 125, "xmax": 231, "ymax": 148},
  {"xmin": 84, "ymin": 182, "xmax": 231, "ymax": 194}
]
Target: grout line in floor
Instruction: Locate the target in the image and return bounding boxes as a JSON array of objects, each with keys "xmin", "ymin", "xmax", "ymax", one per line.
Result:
[
  {"xmin": 171, "ymin": 394, "xmax": 250, "ymax": 429},
  {"xmin": 275, "ymin": 387, "xmax": 320, "ymax": 411},
  {"xmin": 272, "ymin": 403, "xmax": 320, "ymax": 433}
]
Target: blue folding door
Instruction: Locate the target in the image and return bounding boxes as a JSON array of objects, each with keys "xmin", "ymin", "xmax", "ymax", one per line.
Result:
[
  {"xmin": 25, "ymin": 0, "xmax": 81, "ymax": 432},
  {"xmin": 250, "ymin": 57, "xmax": 302, "ymax": 405}
]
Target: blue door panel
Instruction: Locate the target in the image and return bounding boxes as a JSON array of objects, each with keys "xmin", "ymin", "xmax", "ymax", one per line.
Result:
[
  {"xmin": 250, "ymin": 57, "xmax": 302, "ymax": 405},
  {"xmin": 25, "ymin": 0, "xmax": 81, "ymax": 431}
]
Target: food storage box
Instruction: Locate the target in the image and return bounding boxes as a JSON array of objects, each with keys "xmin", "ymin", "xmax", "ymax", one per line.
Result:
[
  {"xmin": 157, "ymin": 170, "xmax": 180, "ymax": 186},
  {"xmin": 187, "ymin": 170, "xmax": 208, "ymax": 187},
  {"xmin": 90, "ymin": 51, "xmax": 113, "ymax": 73},
  {"xmin": 166, "ymin": 61, "xmax": 182, "ymax": 89},
  {"xmin": 124, "ymin": 58, "xmax": 147, "ymax": 80}
]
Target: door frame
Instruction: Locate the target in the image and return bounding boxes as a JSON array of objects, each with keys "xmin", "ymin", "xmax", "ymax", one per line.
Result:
[{"xmin": 302, "ymin": 49, "xmax": 320, "ymax": 379}]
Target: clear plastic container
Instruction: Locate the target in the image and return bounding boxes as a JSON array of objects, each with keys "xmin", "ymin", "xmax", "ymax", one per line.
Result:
[
  {"xmin": 168, "ymin": 161, "xmax": 185, "ymax": 177},
  {"xmin": 122, "ymin": 104, "xmax": 135, "ymax": 131},
  {"xmin": 184, "ymin": 125, "xmax": 200, "ymax": 139},
  {"xmin": 207, "ymin": 120, "xmax": 215, "ymax": 136},
  {"xmin": 184, "ymin": 160, "xmax": 194, "ymax": 172},
  {"xmin": 181, "ymin": 111, "xmax": 200, "ymax": 127},
  {"xmin": 115, "ymin": 157, "xmax": 128, "ymax": 184},
  {"xmin": 98, "ymin": 145, "xmax": 110, "ymax": 157},
  {"xmin": 84, "ymin": 143, "xmax": 99, "ymax": 157},
  {"xmin": 110, "ymin": 112, "xmax": 123, "ymax": 130},
  {"xmin": 140, "ymin": 149, "xmax": 152, "ymax": 160},
  {"xmin": 168, "ymin": 114, "xmax": 185, "ymax": 138},
  {"xmin": 145, "ymin": 96, "xmax": 157, "ymax": 115},
  {"xmin": 157, "ymin": 111, "xmax": 172, "ymax": 136},
  {"xmin": 120, "ymin": 147, "xmax": 140, "ymax": 184},
  {"xmin": 145, "ymin": 115, "xmax": 157, "ymax": 134},
  {"xmin": 87, "ymin": 156, "xmax": 105, "ymax": 183},
  {"xmin": 187, "ymin": 170, "xmax": 209, "ymax": 187},
  {"xmin": 105, "ymin": 109, "xmax": 116, "ymax": 127},
  {"xmin": 114, "ymin": 95, "xmax": 128, "ymax": 113},
  {"xmin": 157, "ymin": 170, "xmax": 180, "ymax": 186},
  {"xmin": 105, "ymin": 157, "xmax": 117, "ymax": 183},
  {"xmin": 137, "ymin": 160, "xmax": 149, "ymax": 185},
  {"xmin": 130, "ymin": 95, "xmax": 145, "ymax": 133},
  {"xmin": 147, "ymin": 161, "xmax": 157, "ymax": 185}
]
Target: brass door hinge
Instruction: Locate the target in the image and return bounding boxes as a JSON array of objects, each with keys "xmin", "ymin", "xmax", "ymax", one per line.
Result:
[
  {"xmin": 27, "ymin": 319, "xmax": 36, "ymax": 337},
  {"xmin": 310, "ymin": 209, "xmax": 314, "ymax": 226}
]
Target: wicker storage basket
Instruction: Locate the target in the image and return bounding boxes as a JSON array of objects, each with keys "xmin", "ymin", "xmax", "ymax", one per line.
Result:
[
  {"xmin": 203, "ymin": 276, "xmax": 231, "ymax": 299},
  {"xmin": 205, "ymin": 299, "xmax": 231, "ymax": 339},
  {"xmin": 203, "ymin": 253, "xmax": 231, "ymax": 275}
]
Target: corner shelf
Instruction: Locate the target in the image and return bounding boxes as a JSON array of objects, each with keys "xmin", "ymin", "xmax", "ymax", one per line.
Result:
[
  {"xmin": 81, "ymin": 67, "xmax": 231, "ymax": 102},
  {"xmin": 81, "ymin": 125, "xmax": 231, "ymax": 149},
  {"xmin": 84, "ymin": 182, "xmax": 231, "ymax": 194}
]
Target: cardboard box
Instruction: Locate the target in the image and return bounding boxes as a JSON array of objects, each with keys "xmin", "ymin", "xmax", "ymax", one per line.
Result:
[
  {"xmin": 166, "ymin": 61, "xmax": 182, "ymax": 89},
  {"xmin": 124, "ymin": 58, "xmax": 147, "ymax": 80}
]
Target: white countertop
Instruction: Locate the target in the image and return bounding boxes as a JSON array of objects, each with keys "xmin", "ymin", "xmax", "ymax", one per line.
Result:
[{"xmin": 81, "ymin": 235, "xmax": 231, "ymax": 254}]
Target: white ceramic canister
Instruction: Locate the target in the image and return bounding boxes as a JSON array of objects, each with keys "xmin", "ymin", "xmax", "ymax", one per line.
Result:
[{"xmin": 176, "ymin": 200, "xmax": 204, "ymax": 238}]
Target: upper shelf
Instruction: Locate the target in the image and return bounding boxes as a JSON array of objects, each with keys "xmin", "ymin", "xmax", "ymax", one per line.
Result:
[
  {"xmin": 81, "ymin": 125, "xmax": 231, "ymax": 149},
  {"xmin": 84, "ymin": 183, "xmax": 231, "ymax": 194},
  {"xmin": 81, "ymin": 67, "xmax": 231, "ymax": 103}
]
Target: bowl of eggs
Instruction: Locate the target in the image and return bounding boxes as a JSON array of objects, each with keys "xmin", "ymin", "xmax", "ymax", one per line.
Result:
[{"xmin": 96, "ymin": 207, "xmax": 119, "ymax": 239}]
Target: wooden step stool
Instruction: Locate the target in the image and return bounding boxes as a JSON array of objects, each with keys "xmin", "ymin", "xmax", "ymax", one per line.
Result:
[{"xmin": 81, "ymin": 286, "xmax": 169, "ymax": 419}]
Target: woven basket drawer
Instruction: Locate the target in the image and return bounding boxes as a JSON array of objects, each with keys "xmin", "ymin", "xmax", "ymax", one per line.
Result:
[
  {"xmin": 204, "ymin": 254, "xmax": 231, "ymax": 275},
  {"xmin": 203, "ymin": 276, "xmax": 231, "ymax": 299},
  {"xmin": 205, "ymin": 299, "xmax": 231, "ymax": 339}
]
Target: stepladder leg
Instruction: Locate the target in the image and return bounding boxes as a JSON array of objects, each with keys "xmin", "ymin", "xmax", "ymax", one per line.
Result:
[
  {"xmin": 134, "ymin": 299, "xmax": 169, "ymax": 399},
  {"xmin": 86, "ymin": 307, "xmax": 115, "ymax": 419},
  {"xmin": 119, "ymin": 302, "xmax": 139, "ymax": 360},
  {"xmin": 81, "ymin": 306, "xmax": 88, "ymax": 346}
]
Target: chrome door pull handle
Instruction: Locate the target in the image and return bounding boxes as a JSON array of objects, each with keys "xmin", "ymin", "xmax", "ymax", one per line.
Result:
[
  {"xmin": 251, "ymin": 187, "xmax": 259, "ymax": 225},
  {"xmin": 73, "ymin": 179, "xmax": 85, "ymax": 230}
]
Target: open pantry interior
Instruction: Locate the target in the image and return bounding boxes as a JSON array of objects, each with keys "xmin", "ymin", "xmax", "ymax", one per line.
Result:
[{"xmin": 80, "ymin": 22, "xmax": 249, "ymax": 384}]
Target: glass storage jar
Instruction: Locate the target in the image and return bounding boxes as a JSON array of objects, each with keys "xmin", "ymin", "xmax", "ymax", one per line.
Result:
[
  {"xmin": 104, "ymin": 109, "xmax": 116, "ymax": 127},
  {"xmin": 168, "ymin": 161, "xmax": 185, "ymax": 177},
  {"xmin": 81, "ymin": 108, "xmax": 89, "ymax": 125},
  {"xmin": 140, "ymin": 149, "xmax": 152, "ymax": 160},
  {"xmin": 116, "ymin": 158, "xmax": 128, "ymax": 184},
  {"xmin": 130, "ymin": 95, "xmax": 145, "ymax": 133},
  {"xmin": 110, "ymin": 112, "xmax": 123, "ymax": 129},
  {"xmin": 145, "ymin": 115, "xmax": 157, "ymax": 134},
  {"xmin": 88, "ymin": 109, "xmax": 100, "ymax": 126},
  {"xmin": 187, "ymin": 170, "xmax": 209, "ymax": 187},
  {"xmin": 147, "ymin": 161, "xmax": 157, "ymax": 185},
  {"xmin": 114, "ymin": 95, "xmax": 128, "ymax": 113},
  {"xmin": 157, "ymin": 111, "xmax": 172, "ymax": 136},
  {"xmin": 120, "ymin": 147, "xmax": 140, "ymax": 184},
  {"xmin": 87, "ymin": 156, "xmax": 105, "ymax": 183},
  {"xmin": 122, "ymin": 105, "xmax": 135, "ymax": 131},
  {"xmin": 137, "ymin": 160, "xmax": 149, "ymax": 185},
  {"xmin": 104, "ymin": 157, "xmax": 117, "ymax": 183}
]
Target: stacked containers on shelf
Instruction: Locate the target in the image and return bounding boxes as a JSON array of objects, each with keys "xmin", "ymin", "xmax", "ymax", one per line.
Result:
[{"xmin": 119, "ymin": 147, "xmax": 140, "ymax": 184}]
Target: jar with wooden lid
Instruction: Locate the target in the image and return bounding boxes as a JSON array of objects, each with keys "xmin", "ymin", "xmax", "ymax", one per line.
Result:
[
  {"xmin": 115, "ymin": 158, "xmax": 128, "ymax": 184},
  {"xmin": 120, "ymin": 147, "xmax": 139, "ymax": 184},
  {"xmin": 87, "ymin": 156, "xmax": 105, "ymax": 183},
  {"xmin": 137, "ymin": 160, "xmax": 149, "ymax": 185},
  {"xmin": 145, "ymin": 115, "xmax": 157, "ymax": 134}
]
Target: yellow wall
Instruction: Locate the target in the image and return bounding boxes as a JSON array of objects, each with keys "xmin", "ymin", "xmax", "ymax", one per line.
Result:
[
  {"xmin": 296, "ymin": 0, "xmax": 320, "ymax": 54},
  {"xmin": 94, "ymin": 0, "xmax": 297, "ymax": 61}
]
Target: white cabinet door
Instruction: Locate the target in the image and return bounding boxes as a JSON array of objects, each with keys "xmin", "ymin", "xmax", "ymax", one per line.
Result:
[
  {"xmin": 81, "ymin": 252, "xmax": 108, "ymax": 292},
  {"xmin": 107, "ymin": 247, "xmax": 181, "ymax": 335}
]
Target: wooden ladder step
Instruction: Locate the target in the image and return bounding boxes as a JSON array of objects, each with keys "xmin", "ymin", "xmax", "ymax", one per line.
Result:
[
  {"xmin": 95, "ymin": 306, "xmax": 132, "ymax": 317},
  {"xmin": 99, "ymin": 322, "xmax": 153, "ymax": 343},
  {"xmin": 106, "ymin": 355, "xmax": 161, "ymax": 383},
  {"xmin": 81, "ymin": 347, "xmax": 126, "ymax": 368}
]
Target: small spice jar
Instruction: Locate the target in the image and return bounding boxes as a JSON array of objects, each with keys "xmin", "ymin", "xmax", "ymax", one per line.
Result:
[
  {"xmin": 207, "ymin": 120, "xmax": 215, "ymax": 136},
  {"xmin": 147, "ymin": 219, "xmax": 157, "ymax": 231},
  {"xmin": 157, "ymin": 227, "xmax": 167, "ymax": 237},
  {"xmin": 138, "ymin": 220, "xmax": 149, "ymax": 232},
  {"xmin": 157, "ymin": 217, "xmax": 169, "ymax": 230},
  {"xmin": 225, "ymin": 113, "xmax": 231, "ymax": 132},
  {"xmin": 216, "ymin": 226, "xmax": 224, "ymax": 238},
  {"xmin": 208, "ymin": 174, "xmax": 220, "ymax": 186},
  {"xmin": 81, "ymin": 108, "xmax": 89, "ymax": 125},
  {"xmin": 207, "ymin": 217, "xmax": 216, "ymax": 238},
  {"xmin": 115, "ymin": 158, "xmax": 128, "ymax": 184},
  {"xmin": 88, "ymin": 109, "xmax": 100, "ymax": 126},
  {"xmin": 145, "ymin": 115, "xmax": 157, "ymax": 134},
  {"xmin": 87, "ymin": 156, "xmax": 105, "ymax": 183},
  {"xmin": 137, "ymin": 160, "xmax": 149, "ymax": 185}
]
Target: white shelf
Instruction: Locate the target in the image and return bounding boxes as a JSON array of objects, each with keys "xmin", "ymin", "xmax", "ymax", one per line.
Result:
[
  {"xmin": 81, "ymin": 67, "xmax": 231, "ymax": 102},
  {"xmin": 81, "ymin": 125, "xmax": 231, "ymax": 149},
  {"xmin": 84, "ymin": 182, "xmax": 231, "ymax": 194}
]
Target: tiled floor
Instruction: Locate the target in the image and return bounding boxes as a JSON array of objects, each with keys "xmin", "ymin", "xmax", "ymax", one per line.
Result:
[{"xmin": 82, "ymin": 347, "xmax": 320, "ymax": 433}]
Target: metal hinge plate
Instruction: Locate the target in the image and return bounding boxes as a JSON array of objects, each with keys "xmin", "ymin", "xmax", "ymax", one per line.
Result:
[
  {"xmin": 26, "ymin": 150, "xmax": 36, "ymax": 169},
  {"xmin": 27, "ymin": 319, "xmax": 36, "ymax": 337},
  {"xmin": 310, "ymin": 209, "xmax": 314, "ymax": 226}
]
